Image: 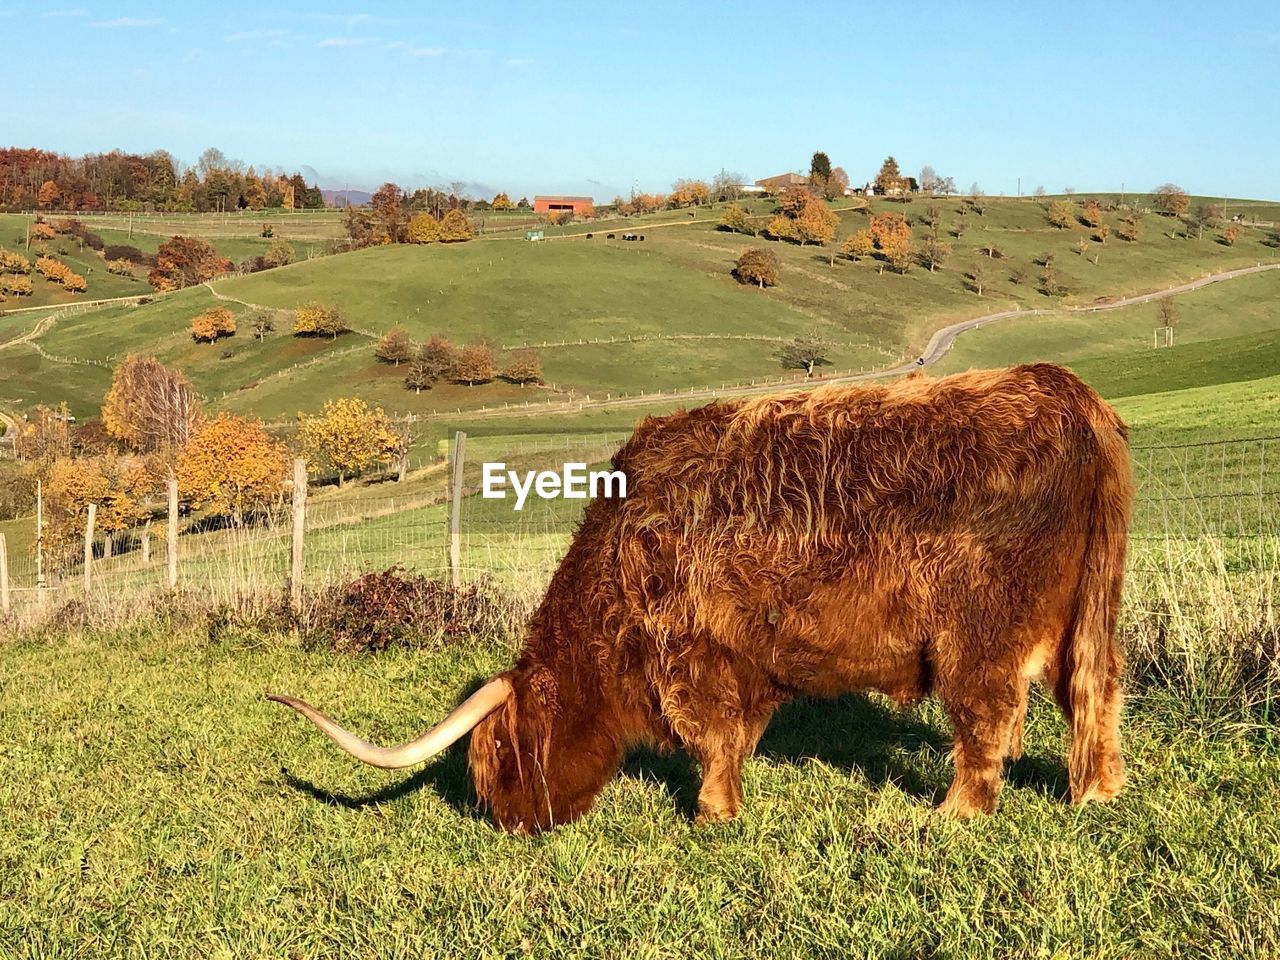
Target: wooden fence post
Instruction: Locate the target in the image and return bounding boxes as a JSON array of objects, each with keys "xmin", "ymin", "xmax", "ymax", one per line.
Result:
[
  {"xmin": 449, "ymin": 431, "xmax": 467, "ymax": 589},
  {"xmin": 83, "ymin": 503, "xmax": 96, "ymax": 593},
  {"xmin": 167, "ymin": 477, "xmax": 179, "ymax": 589},
  {"xmin": 0, "ymin": 532, "xmax": 9, "ymax": 614},
  {"xmin": 290, "ymin": 458, "xmax": 307, "ymax": 612}
]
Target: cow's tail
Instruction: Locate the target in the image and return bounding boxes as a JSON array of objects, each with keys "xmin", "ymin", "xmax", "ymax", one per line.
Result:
[{"xmin": 1064, "ymin": 411, "xmax": 1132, "ymax": 804}]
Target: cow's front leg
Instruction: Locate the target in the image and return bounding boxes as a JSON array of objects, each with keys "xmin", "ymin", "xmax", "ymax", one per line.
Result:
[{"xmin": 938, "ymin": 674, "xmax": 1021, "ymax": 818}]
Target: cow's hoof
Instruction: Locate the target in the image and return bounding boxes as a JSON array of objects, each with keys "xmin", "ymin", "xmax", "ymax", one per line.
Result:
[
  {"xmin": 694, "ymin": 803, "xmax": 738, "ymax": 825},
  {"xmin": 939, "ymin": 782, "xmax": 998, "ymax": 819}
]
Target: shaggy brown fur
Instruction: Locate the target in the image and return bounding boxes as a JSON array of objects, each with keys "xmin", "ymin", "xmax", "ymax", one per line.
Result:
[{"xmin": 469, "ymin": 363, "xmax": 1133, "ymax": 832}]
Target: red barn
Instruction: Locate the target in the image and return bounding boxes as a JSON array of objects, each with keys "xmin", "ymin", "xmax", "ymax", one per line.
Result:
[{"xmin": 533, "ymin": 195, "xmax": 595, "ymax": 216}]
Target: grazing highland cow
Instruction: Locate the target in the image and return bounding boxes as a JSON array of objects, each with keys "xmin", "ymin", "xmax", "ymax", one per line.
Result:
[{"xmin": 270, "ymin": 363, "xmax": 1133, "ymax": 833}]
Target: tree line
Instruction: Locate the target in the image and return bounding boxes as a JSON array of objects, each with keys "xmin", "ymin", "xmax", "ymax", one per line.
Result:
[{"xmin": 1, "ymin": 146, "xmax": 327, "ymax": 213}]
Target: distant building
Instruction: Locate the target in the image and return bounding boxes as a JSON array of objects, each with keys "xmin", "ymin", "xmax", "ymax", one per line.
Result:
[
  {"xmin": 753, "ymin": 172, "xmax": 809, "ymax": 194},
  {"xmin": 533, "ymin": 195, "xmax": 595, "ymax": 216}
]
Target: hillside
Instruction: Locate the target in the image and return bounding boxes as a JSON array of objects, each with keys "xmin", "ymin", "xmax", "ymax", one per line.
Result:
[{"xmin": 2, "ymin": 194, "xmax": 1278, "ymax": 427}]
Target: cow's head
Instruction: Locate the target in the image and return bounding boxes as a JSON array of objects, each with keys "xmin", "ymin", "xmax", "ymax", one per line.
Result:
[{"xmin": 268, "ymin": 662, "xmax": 622, "ymax": 833}]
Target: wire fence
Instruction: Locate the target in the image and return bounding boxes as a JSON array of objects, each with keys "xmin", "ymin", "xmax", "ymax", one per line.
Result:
[{"xmin": 1, "ymin": 433, "xmax": 1277, "ymax": 613}]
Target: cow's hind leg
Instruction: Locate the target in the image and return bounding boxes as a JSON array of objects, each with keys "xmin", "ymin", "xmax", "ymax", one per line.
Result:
[{"xmin": 936, "ymin": 663, "xmax": 1022, "ymax": 818}]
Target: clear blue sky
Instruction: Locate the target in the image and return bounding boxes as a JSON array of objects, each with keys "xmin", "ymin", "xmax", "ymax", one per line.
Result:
[{"xmin": 4, "ymin": 0, "xmax": 1278, "ymax": 200}]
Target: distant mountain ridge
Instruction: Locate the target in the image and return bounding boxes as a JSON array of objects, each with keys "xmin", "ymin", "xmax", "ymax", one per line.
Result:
[{"xmin": 322, "ymin": 188, "xmax": 373, "ymax": 208}]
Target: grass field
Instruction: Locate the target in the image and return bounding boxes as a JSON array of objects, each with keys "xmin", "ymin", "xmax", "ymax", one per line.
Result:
[{"xmin": 1, "ymin": 619, "xmax": 1275, "ymax": 958}]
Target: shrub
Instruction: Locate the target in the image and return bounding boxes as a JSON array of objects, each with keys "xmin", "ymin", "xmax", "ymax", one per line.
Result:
[
  {"xmin": 305, "ymin": 568, "xmax": 527, "ymax": 653},
  {"xmin": 733, "ymin": 248, "xmax": 780, "ymax": 288},
  {"xmin": 107, "ymin": 259, "xmax": 134, "ymax": 276},
  {"xmin": 63, "ymin": 271, "xmax": 87, "ymax": 293},
  {"xmin": 104, "ymin": 244, "xmax": 147, "ymax": 264},
  {"xmin": 83, "ymin": 232, "xmax": 104, "ymax": 251},
  {"xmin": 262, "ymin": 239, "xmax": 294, "ymax": 268}
]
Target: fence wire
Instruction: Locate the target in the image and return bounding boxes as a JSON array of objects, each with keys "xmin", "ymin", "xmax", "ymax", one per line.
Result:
[{"xmin": 3, "ymin": 434, "xmax": 1277, "ymax": 611}]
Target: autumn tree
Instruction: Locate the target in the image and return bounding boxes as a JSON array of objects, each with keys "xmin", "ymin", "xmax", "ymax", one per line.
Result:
[
  {"xmin": 670, "ymin": 179, "xmax": 711, "ymax": 207},
  {"xmin": 719, "ymin": 203, "xmax": 753, "ymax": 235},
  {"xmin": 733, "ymin": 248, "xmax": 779, "ymax": 288},
  {"xmin": 776, "ymin": 334, "xmax": 832, "ymax": 376},
  {"xmin": 452, "ymin": 342, "xmax": 495, "ymax": 384},
  {"xmin": 408, "ymin": 212, "xmax": 442, "ymax": 243},
  {"xmin": 765, "ymin": 214, "xmax": 798, "ymax": 242},
  {"xmin": 293, "ymin": 302, "xmax": 349, "ymax": 339},
  {"xmin": 375, "ymin": 328, "xmax": 413, "ymax": 365},
  {"xmin": 102, "ymin": 355, "xmax": 201, "ymax": 453},
  {"xmin": 370, "ymin": 182, "xmax": 407, "ymax": 242},
  {"xmin": 148, "ymin": 236, "xmax": 233, "ymax": 291},
  {"xmin": 492, "ymin": 192, "xmax": 513, "ymax": 210},
  {"xmin": 1222, "ymin": 224, "xmax": 1241, "ymax": 246},
  {"xmin": 298, "ymin": 398, "xmax": 404, "ymax": 485},
  {"xmin": 870, "ymin": 212, "xmax": 913, "ymax": 272},
  {"xmin": 796, "ymin": 197, "xmax": 837, "ymax": 247},
  {"xmin": 776, "ymin": 186, "xmax": 813, "ymax": 218},
  {"xmin": 1151, "ymin": 183, "xmax": 1190, "ymax": 217},
  {"xmin": 42, "ymin": 453, "xmax": 154, "ymax": 567},
  {"xmin": 842, "ymin": 230, "xmax": 874, "ymax": 260},
  {"xmin": 404, "ymin": 335, "xmax": 455, "ymax": 391},
  {"xmin": 874, "ymin": 156, "xmax": 903, "ymax": 196},
  {"xmin": 1158, "ymin": 297, "xmax": 1178, "ymax": 328},
  {"xmin": 1047, "ymin": 201, "xmax": 1075, "ymax": 229},
  {"xmin": 439, "ymin": 208, "xmax": 474, "ymax": 242},
  {"xmin": 501, "ymin": 349, "xmax": 544, "ymax": 385},
  {"xmin": 190, "ymin": 306, "xmax": 236, "ymax": 342},
  {"xmin": 177, "ymin": 413, "xmax": 288, "ymax": 521},
  {"xmin": 1116, "ymin": 214, "xmax": 1141, "ymax": 242},
  {"xmin": 1081, "ymin": 200, "xmax": 1103, "ymax": 228},
  {"xmin": 38, "ymin": 180, "xmax": 60, "ymax": 209},
  {"xmin": 1094, "ymin": 223, "xmax": 1110, "ymax": 244}
]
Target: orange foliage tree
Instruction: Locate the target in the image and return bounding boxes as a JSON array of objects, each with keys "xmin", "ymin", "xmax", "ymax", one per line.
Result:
[
  {"xmin": 407, "ymin": 212, "xmax": 442, "ymax": 243},
  {"xmin": 177, "ymin": 413, "xmax": 288, "ymax": 520},
  {"xmin": 148, "ymin": 236, "xmax": 233, "ymax": 291},
  {"xmin": 439, "ymin": 208, "xmax": 474, "ymax": 242},
  {"xmin": 870, "ymin": 212, "xmax": 913, "ymax": 272},
  {"xmin": 190, "ymin": 307, "xmax": 236, "ymax": 343}
]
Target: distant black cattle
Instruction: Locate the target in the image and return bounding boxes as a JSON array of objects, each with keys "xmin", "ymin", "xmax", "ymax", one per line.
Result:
[
  {"xmin": 586, "ymin": 233, "xmax": 593, "ymax": 239},
  {"xmin": 607, "ymin": 233, "xmax": 615, "ymax": 240}
]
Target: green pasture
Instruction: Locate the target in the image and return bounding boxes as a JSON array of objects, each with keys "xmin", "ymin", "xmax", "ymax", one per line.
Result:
[{"xmin": 1, "ymin": 604, "xmax": 1276, "ymax": 957}]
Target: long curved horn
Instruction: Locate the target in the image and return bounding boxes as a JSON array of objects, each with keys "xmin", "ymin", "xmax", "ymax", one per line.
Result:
[{"xmin": 267, "ymin": 676, "xmax": 512, "ymax": 770}]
